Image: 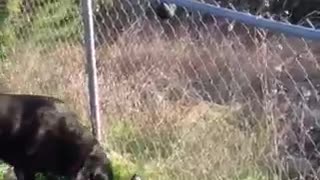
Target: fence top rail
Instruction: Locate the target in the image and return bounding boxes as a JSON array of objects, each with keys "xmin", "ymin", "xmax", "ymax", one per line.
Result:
[{"xmin": 161, "ymin": 0, "xmax": 320, "ymax": 41}]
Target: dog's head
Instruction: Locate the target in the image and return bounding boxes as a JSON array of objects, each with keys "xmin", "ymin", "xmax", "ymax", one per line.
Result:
[{"xmin": 76, "ymin": 143, "xmax": 113, "ymax": 180}]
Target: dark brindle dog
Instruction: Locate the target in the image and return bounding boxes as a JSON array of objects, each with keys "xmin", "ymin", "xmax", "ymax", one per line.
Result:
[{"xmin": 0, "ymin": 93, "xmax": 113, "ymax": 180}]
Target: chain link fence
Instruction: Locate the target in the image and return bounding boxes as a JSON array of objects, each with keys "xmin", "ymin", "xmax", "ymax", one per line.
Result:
[{"xmin": 1, "ymin": 0, "xmax": 320, "ymax": 179}]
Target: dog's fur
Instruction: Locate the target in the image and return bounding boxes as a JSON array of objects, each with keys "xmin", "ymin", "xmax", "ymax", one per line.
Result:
[{"xmin": 0, "ymin": 93, "xmax": 113, "ymax": 180}]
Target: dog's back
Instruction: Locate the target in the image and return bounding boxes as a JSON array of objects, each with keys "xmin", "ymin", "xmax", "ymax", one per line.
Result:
[
  {"xmin": 0, "ymin": 94, "xmax": 68, "ymax": 171},
  {"xmin": 0, "ymin": 93, "xmax": 114, "ymax": 180},
  {"xmin": 0, "ymin": 93, "xmax": 64, "ymax": 111},
  {"xmin": 25, "ymin": 108, "xmax": 97, "ymax": 176}
]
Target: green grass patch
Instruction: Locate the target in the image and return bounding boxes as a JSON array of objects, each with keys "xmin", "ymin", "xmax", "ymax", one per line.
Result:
[{"xmin": 105, "ymin": 104, "xmax": 275, "ymax": 180}]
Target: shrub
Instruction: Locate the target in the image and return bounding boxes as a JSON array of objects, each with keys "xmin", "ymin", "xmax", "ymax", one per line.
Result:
[
  {"xmin": 16, "ymin": 0, "xmax": 82, "ymax": 46},
  {"xmin": 0, "ymin": 0, "xmax": 83, "ymax": 52},
  {"xmin": 0, "ymin": 0, "xmax": 20, "ymax": 60}
]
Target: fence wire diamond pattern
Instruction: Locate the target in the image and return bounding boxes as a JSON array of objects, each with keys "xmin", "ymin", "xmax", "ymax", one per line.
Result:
[{"xmin": 1, "ymin": 0, "xmax": 320, "ymax": 179}]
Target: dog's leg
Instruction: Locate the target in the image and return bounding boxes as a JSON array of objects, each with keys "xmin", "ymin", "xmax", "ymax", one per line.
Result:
[{"xmin": 14, "ymin": 168, "xmax": 35, "ymax": 180}]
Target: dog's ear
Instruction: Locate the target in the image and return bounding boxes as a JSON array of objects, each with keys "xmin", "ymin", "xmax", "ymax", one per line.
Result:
[
  {"xmin": 91, "ymin": 157, "xmax": 114, "ymax": 180},
  {"xmin": 83, "ymin": 144, "xmax": 113, "ymax": 180},
  {"xmin": 90, "ymin": 167, "xmax": 111, "ymax": 180},
  {"xmin": 75, "ymin": 169, "xmax": 87, "ymax": 180}
]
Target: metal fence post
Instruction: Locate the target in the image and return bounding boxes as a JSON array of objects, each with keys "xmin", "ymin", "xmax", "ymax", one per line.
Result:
[{"xmin": 81, "ymin": 0, "xmax": 102, "ymax": 142}]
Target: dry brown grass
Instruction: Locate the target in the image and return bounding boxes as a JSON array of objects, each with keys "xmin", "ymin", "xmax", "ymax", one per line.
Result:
[
  {"xmin": 0, "ymin": 42, "xmax": 90, "ymax": 122},
  {"xmin": 1, "ymin": 23, "xmax": 320, "ymax": 179}
]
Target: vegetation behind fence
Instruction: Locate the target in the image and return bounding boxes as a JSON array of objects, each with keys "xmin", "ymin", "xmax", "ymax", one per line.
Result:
[{"xmin": 0, "ymin": 0, "xmax": 320, "ymax": 179}]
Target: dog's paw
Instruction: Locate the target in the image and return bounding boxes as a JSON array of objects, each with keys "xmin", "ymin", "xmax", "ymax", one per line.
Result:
[{"xmin": 130, "ymin": 174, "xmax": 142, "ymax": 180}]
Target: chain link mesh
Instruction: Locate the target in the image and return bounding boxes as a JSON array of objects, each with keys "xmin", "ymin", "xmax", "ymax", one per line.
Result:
[{"xmin": 1, "ymin": 0, "xmax": 320, "ymax": 179}]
